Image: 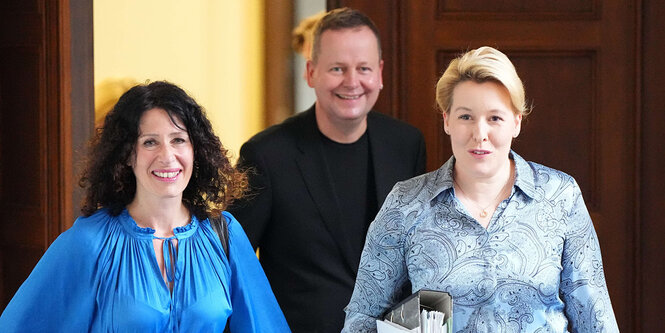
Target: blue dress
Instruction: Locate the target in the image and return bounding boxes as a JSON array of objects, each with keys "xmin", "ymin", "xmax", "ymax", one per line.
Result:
[{"xmin": 0, "ymin": 209, "xmax": 291, "ymax": 332}]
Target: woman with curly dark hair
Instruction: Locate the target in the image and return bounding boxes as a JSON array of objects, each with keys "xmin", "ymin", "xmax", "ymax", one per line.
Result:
[{"xmin": 0, "ymin": 81, "xmax": 290, "ymax": 332}]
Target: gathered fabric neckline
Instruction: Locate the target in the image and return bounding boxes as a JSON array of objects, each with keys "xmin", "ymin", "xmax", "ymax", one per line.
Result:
[
  {"xmin": 118, "ymin": 209, "xmax": 199, "ymax": 240},
  {"xmin": 118, "ymin": 209, "xmax": 200, "ymax": 286}
]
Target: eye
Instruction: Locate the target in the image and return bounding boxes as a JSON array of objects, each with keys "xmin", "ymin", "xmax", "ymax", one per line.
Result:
[
  {"xmin": 458, "ymin": 114, "xmax": 471, "ymax": 120},
  {"xmin": 172, "ymin": 137, "xmax": 188, "ymax": 144},
  {"xmin": 359, "ymin": 66, "xmax": 372, "ymax": 73},
  {"xmin": 142, "ymin": 139, "xmax": 157, "ymax": 147},
  {"xmin": 330, "ymin": 67, "xmax": 343, "ymax": 73},
  {"xmin": 490, "ymin": 115, "xmax": 503, "ymax": 122}
]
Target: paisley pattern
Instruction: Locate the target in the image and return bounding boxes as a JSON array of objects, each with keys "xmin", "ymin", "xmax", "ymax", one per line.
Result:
[{"xmin": 343, "ymin": 152, "xmax": 618, "ymax": 333}]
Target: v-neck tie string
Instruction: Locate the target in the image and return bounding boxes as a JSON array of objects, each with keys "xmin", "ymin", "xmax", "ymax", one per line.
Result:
[
  {"xmin": 154, "ymin": 235, "xmax": 180, "ymax": 331},
  {"xmin": 155, "ymin": 236, "xmax": 178, "ymax": 283}
]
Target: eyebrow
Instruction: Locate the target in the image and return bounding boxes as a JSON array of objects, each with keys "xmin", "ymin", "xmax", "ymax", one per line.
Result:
[
  {"xmin": 452, "ymin": 106, "xmax": 472, "ymax": 113},
  {"xmin": 138, "ymin": 131, "xmax": 189, "ymax": 139},
  {"xmin": 330, "ymin": 61, "xmax": 373, "ymax": 66},
  {"xmin": 452, "ymin": 107, "xmax": 511, "ymax": 114}
]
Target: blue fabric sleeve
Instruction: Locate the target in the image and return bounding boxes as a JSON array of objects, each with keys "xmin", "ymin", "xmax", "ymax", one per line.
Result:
[
  {"xmin": 0, "ymin": 219, "xmax": 101, "ymax": 332},
  {"xmin": 559, "ymin": 180, "xmax": 619, "ymax": 332},
  {"xmin": 223, "ymin": 212, "xmax": 291, "ymax": 333}
]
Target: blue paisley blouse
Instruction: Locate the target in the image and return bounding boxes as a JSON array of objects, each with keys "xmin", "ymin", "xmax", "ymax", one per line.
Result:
[{"xmin": 343, "ymin": 151, "xmax": 618, "ymax": 332}]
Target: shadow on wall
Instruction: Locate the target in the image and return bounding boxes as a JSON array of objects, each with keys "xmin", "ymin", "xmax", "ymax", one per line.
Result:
[{"xmin": 94, "ymin": 77, "xmax": 139, "ymax": 128}]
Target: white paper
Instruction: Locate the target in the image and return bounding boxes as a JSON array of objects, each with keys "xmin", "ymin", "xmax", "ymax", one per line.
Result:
[{"xmin": 419, "ymin": 309, "xmax": 447, "ymax": 333}]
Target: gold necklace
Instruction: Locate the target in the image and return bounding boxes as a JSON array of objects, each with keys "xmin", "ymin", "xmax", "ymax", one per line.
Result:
[{"xmin": 453, "ymin": 172, "xmax": 512, "ymax": 219}]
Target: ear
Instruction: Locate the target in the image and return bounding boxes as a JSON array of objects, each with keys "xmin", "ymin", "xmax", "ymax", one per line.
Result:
[
  {"xmin": 378, "ymin": 59, "xmax": 384, "ymax": 87},
  {"xmin": 513, "ymin": 113, "xmax": 523, "ymax": 138},
  {"xmin": 306, "ymin": 60, "xmax": 316, "ymax": 88},
  {"xmin": 442, "ymin": 112, "xmax": 450, "ymax": 135},
  {"xmin": 127, "ymin": 149, "xmax": 136, "ymax": 168}
]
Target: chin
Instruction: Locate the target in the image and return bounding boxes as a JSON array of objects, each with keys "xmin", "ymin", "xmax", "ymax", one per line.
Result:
[{"xmin": 343, "ymin": 109, "xmax": 370, "ymax": 120}]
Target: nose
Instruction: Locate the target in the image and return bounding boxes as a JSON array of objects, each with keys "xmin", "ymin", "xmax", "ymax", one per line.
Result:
[
  {"xmin": 342, "ymin": 70, "xmax": 359, "ymax": 88},
  {"xmin": 158, "ymin": 144, "xmax": 176, "ymax": 163},
  {"xmin": 472, "ymin": 121, "xmax": 489, "ymax": 143}
]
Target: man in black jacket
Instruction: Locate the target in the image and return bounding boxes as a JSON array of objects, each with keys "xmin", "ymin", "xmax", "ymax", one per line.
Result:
[{"xmin": 229, "ymin": 8, "xmax": 426, "ymax": 332}]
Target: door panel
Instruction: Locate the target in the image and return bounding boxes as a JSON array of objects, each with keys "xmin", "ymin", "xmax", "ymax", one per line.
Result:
[{"xmin": 437, "ymin": 0, "xmax": 596, "ymax": 14}]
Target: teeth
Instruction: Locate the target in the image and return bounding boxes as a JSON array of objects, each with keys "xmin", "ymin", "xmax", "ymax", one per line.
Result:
[
  {"xmin": 154, "ymin": 171, "xmax": 179, "ymax": 178},
  {"xmin": 337, "ymin": 94, "xmax": 360, "ymax": 100},
  {"xmin": 472, "ymin": 151, "xmax": 488, "ymax": 155}
]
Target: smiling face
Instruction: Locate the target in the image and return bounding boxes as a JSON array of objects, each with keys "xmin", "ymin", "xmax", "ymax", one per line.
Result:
[
  {"xmin": 443, "ymin": 80, "xmax": 522, "ymax": 179},
  {"xmin": 130, "ymin": 108, "xmax": 194, "ymax": 203},
  {"xmin": 306, "ymin": 26, "xmax": 383, "ymax": 133}
]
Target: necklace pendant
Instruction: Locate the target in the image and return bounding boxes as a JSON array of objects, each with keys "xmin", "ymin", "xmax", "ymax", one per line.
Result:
[{"xmin": 479, "ymin": 210, "xmax": 488, "ymax": 218}]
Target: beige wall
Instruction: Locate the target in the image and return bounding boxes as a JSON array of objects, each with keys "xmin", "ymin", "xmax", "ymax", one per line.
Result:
[{"xmin": 94, "ymin": 0, "xmax": 263, "ymax": 158}]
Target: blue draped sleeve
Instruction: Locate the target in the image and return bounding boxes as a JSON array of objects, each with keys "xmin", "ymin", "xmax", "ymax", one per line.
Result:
[
  {"xmin": 0, "ymin": 213, "xmax": 109, "ymax": 332},
  {"xmin": 224, "ymin": 211, "xmax": 291, "ymax": 332}
]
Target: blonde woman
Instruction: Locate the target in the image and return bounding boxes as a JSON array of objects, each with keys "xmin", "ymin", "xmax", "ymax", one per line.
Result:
[{"xmin": 343, "ymin": 47, "xmax": 618, "ymax": 332}]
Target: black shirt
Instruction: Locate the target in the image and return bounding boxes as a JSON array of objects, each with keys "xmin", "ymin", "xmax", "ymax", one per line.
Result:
[{"xmin": 320, "ymin": 130, "xmax": 378, "ymax": 258}]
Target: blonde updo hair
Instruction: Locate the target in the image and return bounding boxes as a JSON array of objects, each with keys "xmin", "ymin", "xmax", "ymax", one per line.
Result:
[
  {"xmin": 436, "ymin": 46, "xmax": 530, "ymax": 116},
  {"xmin": 291, "ymin": 11, "xmax": 326, "ymax": 59}
]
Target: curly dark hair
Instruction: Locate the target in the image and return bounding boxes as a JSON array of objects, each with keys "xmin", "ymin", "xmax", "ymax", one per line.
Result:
[{"xmin": 79, "ymin": 81, "xmax": 247, "ymax": 220}]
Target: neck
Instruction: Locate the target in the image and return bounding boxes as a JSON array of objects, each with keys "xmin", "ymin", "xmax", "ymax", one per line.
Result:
[
  {"xmin": 315, "ymin": 106, "xmax": 368, "ymax": 143},
  {"xmin": 453, "ymin": 159, "xmax": 514, "ymax": 202},
  {"xmin": 127, "ymin": 196, "xmax": 190, "ymax": 237}
]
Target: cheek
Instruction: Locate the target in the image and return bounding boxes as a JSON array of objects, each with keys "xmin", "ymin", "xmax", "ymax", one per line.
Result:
[
  {"xmin": 132, "ymin": 149, "xmax": 159, "ymax": 171},
  {"xmin": 491, "ymin": 130, "xmax": 515, "ymax": 147},
  {"xmin": 451, "ymin": 134, "xmax": 468, "ymax": 147},
  {"xmin": 364, "ymin": 75, "xmax": 380, "ymax": 87},
  {"xmin": 180, "ymin": 148, "xmax": 195, "ymax": 167},
  {"xmin": 328, "ymin": 77, "xmax": 345, "ymax": 89},
  {"xmin": 447, "ymin": 130, "xmax": 465, "ymax": 148}
]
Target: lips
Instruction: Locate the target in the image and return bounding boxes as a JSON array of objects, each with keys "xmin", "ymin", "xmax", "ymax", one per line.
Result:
[{"xmin": 469, "ymin": 149, "xmax": 490, "ymax": 155}]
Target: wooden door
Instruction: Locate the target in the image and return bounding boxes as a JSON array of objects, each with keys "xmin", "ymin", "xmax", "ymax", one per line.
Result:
[
  {"xmin": 332, "ymin": 0, "xmax": 641, "ymax": 331},
  {"xmin": 0, "ymin": 0, "xmax": 73, "ymax": 309},
  {"xmin": 639, "ymin": 1, "xmax": 665, "ymax": 331}
]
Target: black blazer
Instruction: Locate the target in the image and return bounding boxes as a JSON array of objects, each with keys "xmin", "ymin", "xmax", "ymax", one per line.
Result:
[{"xmin": 228, "ymin": 107, "xmax": 426, "ymax": 332}]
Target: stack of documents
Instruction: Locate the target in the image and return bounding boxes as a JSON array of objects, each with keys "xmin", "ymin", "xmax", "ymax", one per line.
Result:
[{"xmin": 419, "ymin": 309, "xmax": 447, "ymax": 333}]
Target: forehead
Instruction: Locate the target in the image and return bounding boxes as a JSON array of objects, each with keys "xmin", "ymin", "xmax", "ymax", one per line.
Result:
[
  {"xmin": 451, "ymin": 81, "xmax": 514, "ymax": 111},
  {"xmin": 317, "ymin": 26, "xmax": 380, "ymax": 61},
  {"xmin": 139, "ymin": 108, "xmax": 186, "ymax": 131}
]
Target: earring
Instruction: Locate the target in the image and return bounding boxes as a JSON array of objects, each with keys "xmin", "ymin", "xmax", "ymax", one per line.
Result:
[{"xmin": 380, "ymin": 84, "xmax": 384, "ymax": 90}]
